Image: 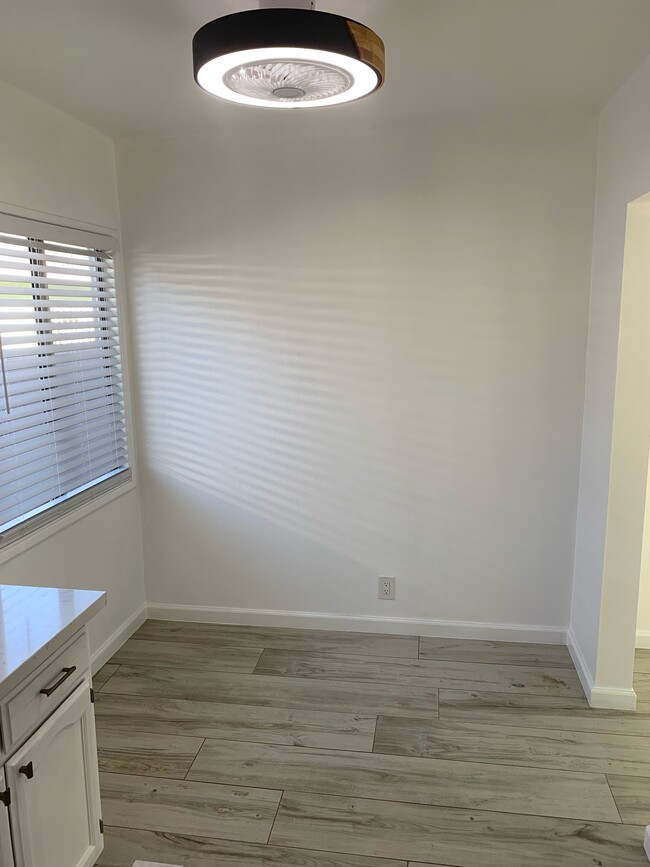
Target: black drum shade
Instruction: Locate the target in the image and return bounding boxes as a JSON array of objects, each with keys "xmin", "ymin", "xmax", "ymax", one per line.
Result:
[{"xmin": 193, "ymin": 8, "xmax": 385, "ymax": 108}]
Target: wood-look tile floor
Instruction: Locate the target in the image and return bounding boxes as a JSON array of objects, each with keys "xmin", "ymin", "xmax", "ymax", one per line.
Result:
[{"xmin": 94, "ymin": 622, "xmax": 650, "ymax": 866}]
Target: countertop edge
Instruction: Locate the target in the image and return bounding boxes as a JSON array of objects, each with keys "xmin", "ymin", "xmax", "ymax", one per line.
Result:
[{"xmin": 0, "ymin": 588, "xmax": 106, "ymax": 699}]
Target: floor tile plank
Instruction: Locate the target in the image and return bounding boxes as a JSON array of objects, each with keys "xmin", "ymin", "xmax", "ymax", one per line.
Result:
[
  {"xmin": 111, "ymin": 638, "xmax": 263, "ymax": 673},
  {"xmin": 439, "ymin": 689, "xmax": 650, "ymax": 735},
  {"xmin": 135, "ymin": 620, "xmax": 418, "ymax": 658},
  {"xmin": 634, "ymin": 650, "xmax": 650, "ymax": 674},
  {"xmin": 99, "ymin": 772, "xmax": 281, "ymax": 844},
  {"xmin": 607, "ymin": 775, "xmax": 650, "ymax": 825},
  {"xmin": 95, "ymin": 693, "xmax": 376, "ymax": 751},
  {"xmin": 97, "ymin": 730, "xmax": 204, "ymax": 779},
  {"xmin": 186, "ymin": 737, "xmax": 620, "ymax": 822},
  {"xmin": 270, "ymin": 791, "xmax": 647, "ymax": 866},
  {"xmin": 633, "ymin": 671, "xmax": 650, "ymax": 703},
  {"xmin": 419, "ymin": 637, "xmax": 573, "ymax": 668},
  {"xmin": 101, "ymin": 665, "xmax": 439, "ymax": 718},
  {"xmin": 97, "ymin": 826, "xmax": 408, "ymax": 867},
  {"xmin": 374, "ymin": 715, "xmax": 650, "ymax": 776},
  {"xmin": 254, "ymin": 650, "xmax": 584, "ymax": 697}
]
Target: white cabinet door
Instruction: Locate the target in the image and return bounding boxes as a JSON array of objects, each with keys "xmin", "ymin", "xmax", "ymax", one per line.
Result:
[
  {"xmin": 6, "ymin": 683, "xmax": 103, "ymax": 867},
  {"xmin": 0, "ymin": 768, "xmax": 14, "ymax": 867}
]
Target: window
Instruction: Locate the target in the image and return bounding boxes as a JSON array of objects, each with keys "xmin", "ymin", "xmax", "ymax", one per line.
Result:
[{"xmin": 0, "ymin": 215, "xmax": 130, "ymax": 546}]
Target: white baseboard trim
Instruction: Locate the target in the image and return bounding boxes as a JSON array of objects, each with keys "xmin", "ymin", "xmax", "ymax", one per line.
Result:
[
  {"xmin": 637, "ymin": 630, "xmax": 650, "ymax": 649},
  {"xmin": 567, "ymin": 627, "xmax": 637, "ymax": 710},
  {"xmin": 567, "ymin": 626, "xmax": 594, "ymax": 703},
  {"xmin": 145, "ymin": 603, "xmax": 567, "ymax": 644},
  {"xmin": 91, "ymin": 601, "xmax": 147, "ymax": 673},
  {"xmin": 590, "ymin": 686, "xmax": 637, "ymax": 711}
]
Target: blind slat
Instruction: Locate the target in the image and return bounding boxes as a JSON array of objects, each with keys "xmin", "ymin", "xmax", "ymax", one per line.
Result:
[
  {"xmin": 1, "ymin": 439, "xmax": 129, "ymax": 498},
  {"xmin": 0, "ymin": 407, "xmax": 126, "ymax": 451},
  {"xmin": 0, "ymin": 299, "xmax": 116, "ymax": 312},
  {"xmin": 1, "ymin": 429, "xmax": 128, "ymax": 474},
  {"xmin": 0, "ymin": 248, "xmax": 115, "ymax": 270},
  {"xmin": 0, "ymin": 283, "xmax": 115, "ymax": 298},
  {"xmin": 4, "ymin": 345, "xmax": 122, "ymax": 371},
  {"xmin": 3, "ymin": 333, "xmax": 119, "ymax": 352},
  {"xmin": 1, "ymin": 440, "xmax": 129, "ymax": 502},
  {"xmin": 6, "ymin": 364, "xmax": 122, "ymax": 393},
  {"xmin": 0, "ymin": 275, "xmax": 115, "ymax": 291},
  {"xmin": 0, "ymin": 240, "xmax": 111, "ymax": 261},
  {"xmin": 0, "ymin": 257, "xmax": 114, "ymax": 274},
  {"xmin": 0, "ymin": 319, "xmax": 119, "ymax": 336},
  {"xmin": 7, "ymin": 376, "xmax": 122, "ymax": 409},
  {"xmin": 0, "ymin": 458, "xmax": 129, "ymax": 522},
  {"xmin": 1, "ymin": 392, "xmax": 123, "ymax": 429}
]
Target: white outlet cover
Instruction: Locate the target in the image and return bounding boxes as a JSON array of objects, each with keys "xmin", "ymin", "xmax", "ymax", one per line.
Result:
[{"xmin": 379, "ymin": 576, "xmax": 395, "ymax": 600}]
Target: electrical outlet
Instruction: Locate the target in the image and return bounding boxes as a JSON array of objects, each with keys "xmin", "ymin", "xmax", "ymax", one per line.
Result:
[{"xmin": 379, "ymin": 576, "xmax": 395, "ymax": 600}]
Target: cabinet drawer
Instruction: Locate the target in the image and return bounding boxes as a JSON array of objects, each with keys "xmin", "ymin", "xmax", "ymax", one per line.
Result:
[{"xmin": 6, "ymin": 634, "xmax": 88, "ymax": 749}]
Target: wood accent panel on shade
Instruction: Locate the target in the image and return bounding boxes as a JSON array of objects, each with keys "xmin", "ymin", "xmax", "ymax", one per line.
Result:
[{"xmin": 346, "ymin": 21, "xmax": 385, "ymax": 83}]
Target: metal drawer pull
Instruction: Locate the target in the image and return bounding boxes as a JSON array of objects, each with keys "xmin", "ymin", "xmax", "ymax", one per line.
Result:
[
  {"xmin": 19, "ymin": 763, "xmax": 33, "ymax": 780},
  {"xmin": 39, "ymin": 665, "xmax": 76, "ymax": 697}
]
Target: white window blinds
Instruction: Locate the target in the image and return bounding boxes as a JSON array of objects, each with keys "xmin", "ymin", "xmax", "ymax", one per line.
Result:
[{"xmin": 0, "ymin": 216, "xmax": 130, "ymax": 545}]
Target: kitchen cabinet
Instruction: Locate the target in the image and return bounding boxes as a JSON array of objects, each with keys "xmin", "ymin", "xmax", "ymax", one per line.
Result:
[
  {"xmin": 0, "ymin": 585, "xmax": 106, "ymax": 867},
  {"xmin": 6, "ymin": 684, "xmax": 102, "ymax": 867}
]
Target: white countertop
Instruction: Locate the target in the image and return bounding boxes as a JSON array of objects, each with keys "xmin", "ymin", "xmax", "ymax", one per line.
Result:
[{"xmin": 0, "ymin": 584, "xmax": 106, "ymax": 697}]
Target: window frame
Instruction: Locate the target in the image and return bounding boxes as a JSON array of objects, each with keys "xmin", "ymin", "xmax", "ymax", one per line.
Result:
[{"xmin": 0, "ymin": 213, "xmax": 133, "ymax": 552}]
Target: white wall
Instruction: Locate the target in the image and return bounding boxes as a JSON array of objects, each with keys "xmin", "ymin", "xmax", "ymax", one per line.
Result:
[
  {"xmin": 570, "ymin": 53, "xmax": 650, "ymax": 701},
  {"xmin": 636, "ymin": 442, "xmax": 650, "ymax": 643},
  {"xmin": 0, "ymin": 80, "xmax": 145, "ymax": 658},
  {"xmin": 0, "ymin": 79, "xmax": 118, "ymax": 231},
  {"xmin": 118, "ymin": 115, "xmax": 597, "ymax": 636}
]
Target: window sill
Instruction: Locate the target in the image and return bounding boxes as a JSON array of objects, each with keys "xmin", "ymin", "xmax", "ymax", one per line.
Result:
[{"xmin": 0, "ymin": 476, "xmax": 138, "ymax": 567}]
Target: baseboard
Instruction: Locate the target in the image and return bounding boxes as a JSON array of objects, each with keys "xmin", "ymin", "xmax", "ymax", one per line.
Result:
[
  {"xmin": 145, "ymin": 603, "xmax": 567, "ymax": 644},
  {"xmin": 567, "ymin": 627, "xmax": 595, "ymax": 703},
  {"xmin": 91, "ymin": 601, "xmax": 147, "ymax": 673},
  {"xmin": 567, "ymin": 627, "xmax": 638, "ymax": 710},
  {"xmin": 589, "ymin": 685, "xmax": 637, "ymax": 711},
  {"xmin": 637, "ymin": 630, "xmax": 650, "ymax": 649}
]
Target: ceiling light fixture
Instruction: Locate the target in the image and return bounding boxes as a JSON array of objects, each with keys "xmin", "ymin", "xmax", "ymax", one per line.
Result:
[{"xmin": 192, "ymin": 0, "xmax": 385, "ymax": 109}]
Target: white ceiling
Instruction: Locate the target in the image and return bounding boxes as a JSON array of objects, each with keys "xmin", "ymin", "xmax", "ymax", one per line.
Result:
[{"xmin": 1, "ymin": 0, "xmax": 650, "ymax": 139}]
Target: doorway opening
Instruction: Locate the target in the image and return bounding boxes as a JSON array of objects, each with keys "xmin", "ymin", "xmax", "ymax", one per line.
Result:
[{"xmin": 595, "ymin": 192, "xmax": 650, "ymax": 710}]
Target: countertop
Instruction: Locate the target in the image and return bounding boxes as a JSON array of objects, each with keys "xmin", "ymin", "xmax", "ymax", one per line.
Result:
[{"xmin": 0, "ymin": 584, "xmax": 106, "ymax": 698}]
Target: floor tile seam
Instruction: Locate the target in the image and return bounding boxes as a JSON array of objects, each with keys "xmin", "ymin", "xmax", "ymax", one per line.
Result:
[
  {"xmin": 603, "ymin": 773, "xmax": 627, "ymax": 825},
  {"xmin": 95, "ymin": 664, "xmax": 122, "ymax": 692}
]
